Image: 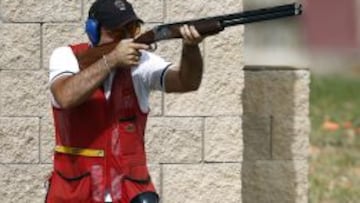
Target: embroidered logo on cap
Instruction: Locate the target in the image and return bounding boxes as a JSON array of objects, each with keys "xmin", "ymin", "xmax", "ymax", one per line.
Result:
[{"xmin": 114, "ymin": 0, "xmax": 126, "ymax": 11}]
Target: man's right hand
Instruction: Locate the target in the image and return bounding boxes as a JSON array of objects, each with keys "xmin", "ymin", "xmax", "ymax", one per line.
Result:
[{"xmin": 106, "ymin": 39, "xmax": 149, "ymax": 68}]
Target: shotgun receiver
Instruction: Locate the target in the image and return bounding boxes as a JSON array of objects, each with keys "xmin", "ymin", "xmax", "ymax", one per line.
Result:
[{"xmin": 76, "ymin": 3, "xmax": 302, "ymax": 70}]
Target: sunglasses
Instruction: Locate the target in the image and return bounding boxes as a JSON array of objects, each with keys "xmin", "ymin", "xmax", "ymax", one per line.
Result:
[{"xmin": 106, "ymin": 21, "xmax": 141, "ymax": 40}]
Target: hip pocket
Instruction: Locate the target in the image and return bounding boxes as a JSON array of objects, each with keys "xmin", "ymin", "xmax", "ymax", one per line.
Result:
[
  {"xmin": 46, "ymin": 170, "xmax": 92, "ymax": 203},
  {"xmin": 125, "ymin": 165, "xmax": 151, "ymax": 184}
]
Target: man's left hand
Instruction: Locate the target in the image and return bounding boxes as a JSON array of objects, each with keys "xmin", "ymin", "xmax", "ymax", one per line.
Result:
[{"xmin": 180, "ymin": 25, "xmax": 204, "ymax": 45}]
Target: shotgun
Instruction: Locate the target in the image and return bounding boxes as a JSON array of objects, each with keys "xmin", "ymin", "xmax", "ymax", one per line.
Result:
[{"xmin": 76, "ymin": 3, "xmax": 302, "ymax": 70}]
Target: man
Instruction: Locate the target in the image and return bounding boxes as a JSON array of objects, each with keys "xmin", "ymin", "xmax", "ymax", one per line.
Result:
[{"xmin": 46, "ymin": 0, "xmax": 204, "ymax": 202}]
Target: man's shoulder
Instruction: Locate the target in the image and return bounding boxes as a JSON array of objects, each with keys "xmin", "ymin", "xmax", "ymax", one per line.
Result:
[{"xmin": 51, "ymin": 46, "xmax": 72, "ymax": 58}]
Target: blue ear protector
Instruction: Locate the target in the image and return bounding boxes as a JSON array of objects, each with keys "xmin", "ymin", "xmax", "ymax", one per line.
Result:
[{"xmin": 85, "ymin": 18, "xmax": 100, "ymax": 46}]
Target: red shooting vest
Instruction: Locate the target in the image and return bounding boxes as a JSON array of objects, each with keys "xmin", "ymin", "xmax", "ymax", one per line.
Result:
[{"xmin": 46, "ymin": 43, "xmax": 155, "ymax": 203}]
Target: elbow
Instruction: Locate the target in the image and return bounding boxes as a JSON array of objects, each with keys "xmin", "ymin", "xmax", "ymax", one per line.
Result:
[
  {"xmin": 189, "ymin": 83, "xmax": 201, "ymax": 91},
  {"xmin": 183, "ymin": 81, "xmax": 201, "ymax": 92},
  {"xmin": 180, "ymin": 74, "xmax": 203, "ymax": 92},
  {"xmin": 58, "ymin": 102, "xmax": 73, "ymax": 110},
  {"xmin": 55, "ymin": 96, "xmax": 75, "ymax": 109},
  {"xmin": 52, "ymin": 89, "xmax": 78, "ymax": 109},
  {"xmin": 50, "ymin": 77, "xmax": 77, "ymax": 109}
]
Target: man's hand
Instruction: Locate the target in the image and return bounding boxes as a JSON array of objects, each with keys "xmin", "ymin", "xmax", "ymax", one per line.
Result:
[
  {"xmin": 107, "ymin": 39, "xmax": 149, "ymax": 68},
  {"xmin": 179, "ymin": 25, "xmax": 204, "ymax": 46}
]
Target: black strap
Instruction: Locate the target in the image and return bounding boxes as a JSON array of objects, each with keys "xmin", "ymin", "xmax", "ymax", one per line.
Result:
[
  {"xmin": 123, "ymin": 175, "xmax": 151, "ymax": 184},
  {"xmin": 55, "ymin": 170, "xmax": 90, "ymax": 182},
  {"xmin": 118, "ymin": 115, "xmax": 137, "ymax": 122}
]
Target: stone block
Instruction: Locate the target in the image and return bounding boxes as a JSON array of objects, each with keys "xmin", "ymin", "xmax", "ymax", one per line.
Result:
[
  {"xmin": 0, "ymin": 71, "xmax": 49, "ymax": 116},
  {"xmin": 164, "ymin": 27, "xmax": 244, "ymax": 116},
  {"xmin": 265, "ymin": 70, "xmax": 310, "ymax": 117},
  {"xmin": 0, "ymin": 117, "xmax": 39, "ymax": 163},
  {"xmin": 0, "ymin": 164, "xmax": 52, "ymax": 203},
  {"xmin": 154, "ymin": 39, "xmax": 200, "ymax": 67},
  {"xmin": 1, "ymin": 0, "xmax": 81, "ymax": 22},
  {"xmin": 204, "ymin": 116, "xmax": 242, "ymax": 162},
  {"xmin": 42, "ymin": 23, "xmax": 87, "ymax": 70},
  {"xmin": 272, "ymin": 116, "xmax": 310, "ymax": 160},
  {"xmin": 149, "ymin": 91, "xmax": 163, "ymax": 116},
  {"xmin": 243, "ymin": 68, "xmax": 310, "ymax": 117},
  {"xmin": 242, "ymin": 114, "xmax": 272, "ymax": 160},
  {"xmin": 127, "ymin": 0, "xmax": 164, "ymax": 22},
  {"xmin": 0, "ymin": 24, "xmax": 40, "ymax": 70},
  {"xmin": 145, "ymin": 117, "xmax": 203, "ymax": 163},
  {"xmin": 166, "ymin": 0, "xmax": 242, "ymax": 22},
  {"xmin": 148, "ymin": 164, "xmax": 161, "ymax": 193},
  {"xmin": 40, "ymin": 139, "xmax": 54, "ymax": 164},
  {"xmin": 83, "ymin": 0, "xmax": 97, "ymax": 21},
  {"xmin": 242, "ymin": 70, "xmax": 265, "ymax": 113},
  {"xmin": 162, "ymin": 163, "xmax": 241, "ymax": 203},
  {"xmin": 40, "ymin": 114, "xmax": 55, "ymax": 163},
  {"xmin": 242, "ymin": 160, "xmax": 308, "ymax": 203}
]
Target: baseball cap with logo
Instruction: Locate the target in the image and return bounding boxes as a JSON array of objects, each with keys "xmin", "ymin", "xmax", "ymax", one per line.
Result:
[{"xmin": 89, "ymin": 0, "xmax": 143, "ymax": 29}]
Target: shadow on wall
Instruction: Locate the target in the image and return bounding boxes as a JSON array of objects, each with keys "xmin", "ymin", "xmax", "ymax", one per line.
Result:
[{"xmin": 241, "ymin": 66, "xmax": 309, "ymax": 203}]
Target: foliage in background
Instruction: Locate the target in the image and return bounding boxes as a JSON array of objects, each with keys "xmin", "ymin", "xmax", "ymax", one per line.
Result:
[{"xmin": 310, "ymin": 75, "xmax": 360, "ymax": 203}]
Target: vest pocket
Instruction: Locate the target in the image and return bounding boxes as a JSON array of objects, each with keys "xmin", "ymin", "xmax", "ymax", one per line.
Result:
[
  {"xmin": 118, "ymin": 121, "xmax": 139, "ymax": 155},
  {"xmin": 124, "ymin": 164, "xmax": 151, "ymax": 184},
  {"xmin": 47, "ymin": 170, "xmax": 92, "ymax": 203}
]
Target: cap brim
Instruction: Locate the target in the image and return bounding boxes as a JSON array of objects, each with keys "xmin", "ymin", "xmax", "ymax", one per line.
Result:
[{"xmin": 103, "ymin": 16, "xmax": 143, "ymax": 29}]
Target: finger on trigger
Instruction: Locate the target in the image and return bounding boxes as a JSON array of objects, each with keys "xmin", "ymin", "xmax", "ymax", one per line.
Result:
[
  {"xmin": 121, "ymin": 38, "xmax": 133, "ymax": 44},
  {"xmin": 129, "ymin": 48, "xmax": 139, "ymax": 56},
  {"xmin": 133, "ymin": 54, "xmax": 139, "ymax": 60},
  {"xmin": 130, "ymin": 43, "xmax": 150, "ymax": 50}
]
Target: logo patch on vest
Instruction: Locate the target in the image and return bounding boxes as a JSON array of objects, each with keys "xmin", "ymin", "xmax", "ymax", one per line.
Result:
[{"xmin": 125, "ymin": 123, "xmax": 136, "ymax": 133}]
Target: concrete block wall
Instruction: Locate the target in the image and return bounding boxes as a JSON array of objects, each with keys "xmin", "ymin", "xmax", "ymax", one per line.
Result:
[{"xmin": 0, "ymin": 0, "xmax": 309, "ymax": 202}]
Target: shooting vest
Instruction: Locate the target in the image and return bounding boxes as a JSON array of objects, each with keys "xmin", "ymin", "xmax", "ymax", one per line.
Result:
[{"xmin": 46, "ymin": 43, "xmax": 154, "ymax": 203}]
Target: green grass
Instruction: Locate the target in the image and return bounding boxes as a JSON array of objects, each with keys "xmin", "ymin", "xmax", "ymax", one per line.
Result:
[{"xmin": 310, "ymin": 75, "xmax": 360, "ymax": 203}]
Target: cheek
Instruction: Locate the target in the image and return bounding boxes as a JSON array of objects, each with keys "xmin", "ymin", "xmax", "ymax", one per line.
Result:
[
  {"xmin": 111, "ymin": 32, "xmax": 126, "ymax": 41},
  {"xmin": 101, "ymin": 35, "xmax": 116, "ymax": 44}
]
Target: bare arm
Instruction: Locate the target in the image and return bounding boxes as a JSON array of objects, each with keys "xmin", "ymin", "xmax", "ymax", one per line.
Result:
[
  {"xmin": 51, "ymin": 40, "xmax": 149, "ymax": 109},
  {"xmin": 51, "ymin": 57, "xmax": 111, "ymax": 109},
  {"xmin": 165, "ymin": 25, "xmax": 204, "ymax": 93}
]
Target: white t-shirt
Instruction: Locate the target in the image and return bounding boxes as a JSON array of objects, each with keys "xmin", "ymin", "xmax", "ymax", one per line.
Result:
[{"xmin": 49, "ymin": 46, "xmax": 171, "ymax": 113}]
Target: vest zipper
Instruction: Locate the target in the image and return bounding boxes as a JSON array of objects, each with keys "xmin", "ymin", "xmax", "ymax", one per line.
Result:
[{"xmin": 104, "ymin": 90, "xmax": 111, "ymax": 202}]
